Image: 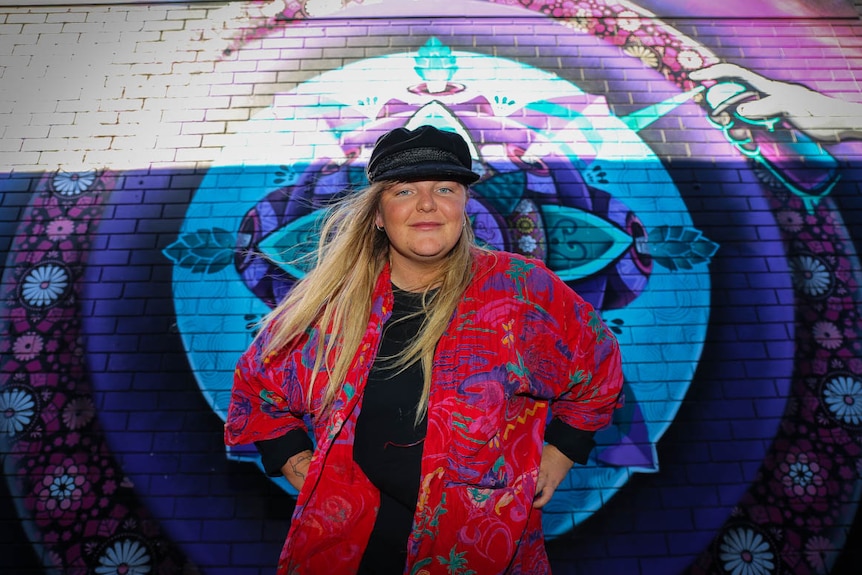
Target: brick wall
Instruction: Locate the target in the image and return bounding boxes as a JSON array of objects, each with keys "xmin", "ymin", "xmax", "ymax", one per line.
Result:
[{"xmin": 2, "ymin": 1, "xmax": 861, "ymax": 574}]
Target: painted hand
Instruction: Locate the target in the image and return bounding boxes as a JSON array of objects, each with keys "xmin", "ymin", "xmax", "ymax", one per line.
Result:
[{"xmin": 691, "ymin": 62, "xmax": 862, "ymax": 141}]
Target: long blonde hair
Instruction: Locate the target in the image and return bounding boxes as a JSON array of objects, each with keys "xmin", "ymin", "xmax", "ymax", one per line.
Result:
[{"xmin": 259, "ymin": 180, "xmax": 482, "ymax": 422}]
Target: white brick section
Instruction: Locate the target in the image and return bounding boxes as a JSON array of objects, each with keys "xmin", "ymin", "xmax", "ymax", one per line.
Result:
[{"xmin": 0, "ymin": 1, "xmax": 269, "ymax": 172}]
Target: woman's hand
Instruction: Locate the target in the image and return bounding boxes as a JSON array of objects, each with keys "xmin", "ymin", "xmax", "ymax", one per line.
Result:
[
  {"xmin": 281, "ymin": 449, "xmax": 314, "ymax": 492},
  {"xmin": 533, "ymin": 443, "xmax": 575, "ymax": 509}
]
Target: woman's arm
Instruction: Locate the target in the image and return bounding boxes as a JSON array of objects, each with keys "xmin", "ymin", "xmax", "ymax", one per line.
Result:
[
  {"xmin": 225, "ymin": 330, "xmax": 313, "ymax": 449},
  {"xmin": 281, "ymin": 449, "xmax": 314, "ymax": 491}
]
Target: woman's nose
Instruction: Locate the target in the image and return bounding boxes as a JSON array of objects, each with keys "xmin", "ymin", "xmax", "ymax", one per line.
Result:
[{"xmin": 416, "ymin": 188, "xmax": 436, "ymax": 211}]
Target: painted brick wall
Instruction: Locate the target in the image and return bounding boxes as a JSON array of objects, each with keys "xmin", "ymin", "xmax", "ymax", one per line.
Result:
[{"xmin": 2, "ymin": 1, "xmax": 862, "ymax": 574}]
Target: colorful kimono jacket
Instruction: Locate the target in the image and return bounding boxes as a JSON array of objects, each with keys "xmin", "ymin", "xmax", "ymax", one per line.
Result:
[{"xmin": 225, "ymin": 250, "xmax": 624, "ymax": 575}]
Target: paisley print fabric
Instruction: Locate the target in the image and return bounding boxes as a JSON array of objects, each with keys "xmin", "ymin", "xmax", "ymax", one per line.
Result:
[{"xmin": 225, "ymin": 250, "xmax": 624, "ymax": 575}]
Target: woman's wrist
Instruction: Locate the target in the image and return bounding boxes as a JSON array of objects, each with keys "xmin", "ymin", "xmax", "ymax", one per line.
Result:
[{"xmin": 281, "ymin": 449, "xmax": 314, "ymax": 491}]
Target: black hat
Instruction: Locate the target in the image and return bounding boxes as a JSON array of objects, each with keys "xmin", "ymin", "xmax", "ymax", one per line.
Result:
[{"xmin": 366, "ymin": 125, "xmax": 481, "ymax": 185}]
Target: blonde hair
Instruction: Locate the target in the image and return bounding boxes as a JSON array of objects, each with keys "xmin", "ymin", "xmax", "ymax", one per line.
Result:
[{"xmin": 259, "ymin": 180, "xmax": 482, "ymax": 423}]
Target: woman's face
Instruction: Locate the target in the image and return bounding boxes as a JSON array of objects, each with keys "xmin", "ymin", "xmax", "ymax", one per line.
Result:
[{"xmin": 375, "ymin": 179, "xmax": 468, "ymax": 285}]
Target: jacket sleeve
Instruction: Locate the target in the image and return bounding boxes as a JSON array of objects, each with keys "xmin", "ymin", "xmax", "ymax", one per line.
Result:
[
  {"xmin": 223, "ymin": 327, "xmax": 311, "ymax": 447},
  {"xmin": 512, "ymin": 256, "xmax": 624, "ymax": 436},
  {"xmin": 550, "ymin": 283, "xmax": 624, "ymax": 434},
  {"xmin": 254, "ymin": 430, "xmax": 315, "ymax": 476},
  {"xmin": 544, "ymin": 418, "xmax": 596, "ymax": 464}
]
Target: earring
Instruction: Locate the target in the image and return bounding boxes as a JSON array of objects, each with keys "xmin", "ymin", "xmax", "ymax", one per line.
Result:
[{"xmin": 375, "ymin": 224, "xmax": 384, "ymax": 232}]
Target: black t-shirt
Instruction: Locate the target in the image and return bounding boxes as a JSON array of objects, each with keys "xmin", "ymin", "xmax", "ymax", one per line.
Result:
[{"xmin": 353, "ymin": 287, "xmax": 428, "ymax": 574}]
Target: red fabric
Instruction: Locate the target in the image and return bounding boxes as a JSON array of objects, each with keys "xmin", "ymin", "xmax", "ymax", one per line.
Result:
[{"xmin": 225, "ymin": 250, "xmax": 624, "ymax": 575}]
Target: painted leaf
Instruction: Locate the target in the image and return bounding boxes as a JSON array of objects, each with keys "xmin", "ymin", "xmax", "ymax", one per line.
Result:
[
  {"xmin": 162, "ymin": 227, "xmax": 234, "ymax": 274},
  {"xmin": 647, "ymin": 225, "xmax": 719, "ymax": 271}
]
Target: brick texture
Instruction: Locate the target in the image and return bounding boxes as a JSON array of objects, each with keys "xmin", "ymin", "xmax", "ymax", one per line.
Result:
[{"xmin": 1, "ymin": 1, "xmax": 861, "ymax": 575}]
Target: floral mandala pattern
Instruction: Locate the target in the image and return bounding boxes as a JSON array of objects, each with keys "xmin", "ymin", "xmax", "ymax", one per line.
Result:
[
  {"xmin": 51, "ymin": 169, "xmax": 96, "ymax": 197},
  {"xmin": 45, "ymin": 217, "xmax": 74, "ymax": 241},
  {"xmin": 1, "ymin": 2, "xmax": 860, "ymax": 574},
  {"xmin": 0, "ymin": 387, "xmax": 36, "ymax": 436},
  {"xmin": 718, "ymin": 526, "xmax": 776, "ymax": 575},
  {"xmin": 812, "ymin": 321, "xmax": 843, "ymax": 350},
  {"xmin": 12, "ymin": 332, "xmax": 45, "ymax": 361},
  {"xmin": 789, "ymin": 254, "xmax": 833, "ymax": 298},
  {"xmin": 804, "ymin": 535, "xmax": 839, "ymax": 574},
  {"xmin": 822, "ymin": 376, "xmax": 862, "ymax": 427},
  {"xmin": 1, "ymin": 171, "xmax": 184, "ymax": 571},
  {"xmin": 777, "ymin": 448, "xmax": 828, "ymax": 502},
  {"xmin": 61, "ymin": 396, "xmax": 96, "ymax": 430},
  {"xmin": 19, "ymin": 262, "xmax": 71, "ymax": 309},
  {"xmin": 37, "ymin": 457, "xmax": 89, "ymax": 518},
  {"xmin": 95, "ymin": 538, "xmax": 153, "ymax": 575},
  {"xmin": 688, "ymin": 186, "xmax": 862, "ymax": 573}
]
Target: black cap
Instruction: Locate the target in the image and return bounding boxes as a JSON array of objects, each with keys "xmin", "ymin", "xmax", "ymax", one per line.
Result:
[{"xmin": 366, "ymin": 125, "xmax": 481, "ymax": 185}]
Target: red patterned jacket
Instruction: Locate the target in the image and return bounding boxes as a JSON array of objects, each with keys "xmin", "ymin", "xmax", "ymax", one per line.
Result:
[{"xmin": 225, "ymin": 250, "xmax": 624, "ymax": 575}]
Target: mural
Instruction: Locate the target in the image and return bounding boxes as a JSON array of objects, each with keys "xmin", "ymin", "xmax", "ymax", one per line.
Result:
[
  {"xmin": 1, "ymin": 0, "xmax": 861, "ymax": 574},
  {"xmin": 632, "ymin": 0, "xmax": 858, "ymax": 17}
]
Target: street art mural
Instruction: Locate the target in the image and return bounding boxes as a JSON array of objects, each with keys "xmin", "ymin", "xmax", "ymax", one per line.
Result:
[{"xmin": 1, "ymin": 0, "xmax": 861, "ymax": 574}]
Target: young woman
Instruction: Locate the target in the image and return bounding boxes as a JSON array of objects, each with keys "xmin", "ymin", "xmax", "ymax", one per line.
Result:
[{"xmin": 225, "ymin": 125, "xmax": 624, "ymax": 575}]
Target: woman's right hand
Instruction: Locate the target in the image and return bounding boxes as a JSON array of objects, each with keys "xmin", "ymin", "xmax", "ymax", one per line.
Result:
[{"xmin": 281, "ymin": 449, "xmax": 314, "ymax": 491}]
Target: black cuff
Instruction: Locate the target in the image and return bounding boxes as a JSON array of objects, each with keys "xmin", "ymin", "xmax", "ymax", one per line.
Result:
[
  {"xmin": 545, "ymin": 418, "xmax": 596, "ymax": 465},
  {"xmin": 254, "ymin": 429, "xmax": 314, "ymax": 476}
]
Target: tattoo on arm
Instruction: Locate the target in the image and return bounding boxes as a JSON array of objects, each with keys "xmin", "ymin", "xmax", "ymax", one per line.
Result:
[
  {"xmin": 282, "ymin": 449, "xmax": 314, "ymax": 490},
  {"xmin": 289, "ymin": 453, "xmax": 312, "ymax": 479}
]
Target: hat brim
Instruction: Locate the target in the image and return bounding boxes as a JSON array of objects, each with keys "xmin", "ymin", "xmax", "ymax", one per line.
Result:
[{"xmin": 370, "ymin": 162, "xmax": 481, "ymax": 185}]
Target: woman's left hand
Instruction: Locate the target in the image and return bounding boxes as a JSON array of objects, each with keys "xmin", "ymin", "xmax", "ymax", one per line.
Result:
[{"xmin": 533, "ymin": 443, "xmax": 575, "ymax": 509}]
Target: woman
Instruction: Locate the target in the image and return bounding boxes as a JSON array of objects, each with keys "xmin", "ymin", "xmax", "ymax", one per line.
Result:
[{"xmin": 225, "ymin": 125, "xmax": 624, "ymax": 575}]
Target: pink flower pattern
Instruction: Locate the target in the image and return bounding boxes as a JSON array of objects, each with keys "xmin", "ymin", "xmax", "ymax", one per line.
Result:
[
  {"xmin": 12, "ymin": 332, "xmax": 44, "ymax": 361},
  {"xmin": 46, "ymin": 217, "xmax": 74, "ymax": 241},
  {"xmin": 778, "ymin": 450, "xmax": 827, "ymax": 499}
]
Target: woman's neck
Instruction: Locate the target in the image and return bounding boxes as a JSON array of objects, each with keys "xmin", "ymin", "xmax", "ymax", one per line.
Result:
[{"xmin": 389, "ymin": 261, "xmax": 444, "ymax": 293}]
